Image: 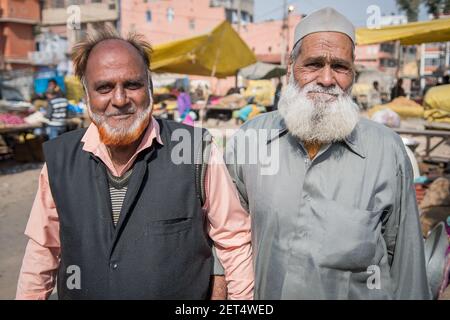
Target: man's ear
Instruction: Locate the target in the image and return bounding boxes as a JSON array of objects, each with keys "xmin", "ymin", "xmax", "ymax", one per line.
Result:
[
  {"xmin": 81, "ymin": 77, "xmax": 90, "ymax": 103},
  {"xmin": 147, "ymin": 73, "xmax": 154, "ymax": 97},
  {"xmin": 286, "ymin": 60, "xmax": 293, "ymax": 83}
]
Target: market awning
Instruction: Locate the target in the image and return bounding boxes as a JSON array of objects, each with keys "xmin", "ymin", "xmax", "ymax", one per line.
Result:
[
  {"xmin": 356, "ymin": 18, "xmax": 450, "ymax": 45},
  {"xmin": 150, "ymin": 21, "xmax": 257, "ymax": 78},
  {"xmin": 239, "ymin": 62, "xmax": 286, "ymax": 80}
]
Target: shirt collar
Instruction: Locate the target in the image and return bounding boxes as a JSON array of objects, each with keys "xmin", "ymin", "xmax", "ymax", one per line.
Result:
[{"xmin": 267, "ymin": 114, "xmax": 366, "ymax": 159}]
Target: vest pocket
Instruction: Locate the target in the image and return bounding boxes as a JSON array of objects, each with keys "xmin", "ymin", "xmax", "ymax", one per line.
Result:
[{"xmin": 146, "ymin": 217, "xmax": 193, "ymax": 236}]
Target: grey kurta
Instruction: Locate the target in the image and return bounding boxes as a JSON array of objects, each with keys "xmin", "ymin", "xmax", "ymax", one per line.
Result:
[{"xmin": 225, "ymin": 111, "xmax": 431, "ymax": 300}]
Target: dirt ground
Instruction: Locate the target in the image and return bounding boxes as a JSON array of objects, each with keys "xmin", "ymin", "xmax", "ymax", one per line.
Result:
[{"xmin": 0, "ymin": 164, "xmax": 42, "ymax": 299}]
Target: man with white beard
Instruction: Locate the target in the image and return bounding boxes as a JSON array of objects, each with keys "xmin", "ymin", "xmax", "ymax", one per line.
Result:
[
  {"xmin": 16, "ymin": 28, "xmax": 254, "ymax": 300},
  {"xmin": 225, "ymin": 7, "xmax": 430, "ymax": 299}
]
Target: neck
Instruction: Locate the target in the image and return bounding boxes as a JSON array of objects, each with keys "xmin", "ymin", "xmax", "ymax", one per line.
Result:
[
  {"xmin": 107, "ymin": 133, "xmax": 145, "ymax": 174},
  {"xmin": 303, "ymin": 141, "xmax": 322, "ymax": 160}
]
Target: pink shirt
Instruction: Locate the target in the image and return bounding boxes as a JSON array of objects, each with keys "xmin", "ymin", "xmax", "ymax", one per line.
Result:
[{"xmin": 16, "ymin": 117, "xmax": 254, "ymax": 300}]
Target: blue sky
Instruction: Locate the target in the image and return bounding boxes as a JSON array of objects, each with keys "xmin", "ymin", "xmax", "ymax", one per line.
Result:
[{"xmin": 254, "ymin": 0, "xmax": 429, "ymax": 26}]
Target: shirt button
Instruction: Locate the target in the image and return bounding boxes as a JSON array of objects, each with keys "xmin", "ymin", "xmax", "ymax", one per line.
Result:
[{"xmin": 112, "ymin": 263, "xmax": 118, "ymax": 270}]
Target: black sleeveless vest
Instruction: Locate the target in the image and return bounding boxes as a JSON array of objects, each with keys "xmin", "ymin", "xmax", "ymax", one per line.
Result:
[{"xmin": 43, "ymin": 119, "xmax": 213, "ymax": 299}]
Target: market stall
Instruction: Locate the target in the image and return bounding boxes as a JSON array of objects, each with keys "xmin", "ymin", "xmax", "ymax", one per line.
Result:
[
  {"xmin": 0, "ymin": 99, "xmax": 86, "ymax": 161},
  {"xmin": 356, "ymin": 18, "xmax": 450, "ymax": 45},
  {"xmin": 150, "ymin": 21, "xmax": 257, "ymax": 123}
]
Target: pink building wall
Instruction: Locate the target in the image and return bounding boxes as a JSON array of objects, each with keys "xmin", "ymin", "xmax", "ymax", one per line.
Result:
[
  {"xmin": 238, "ymin": 14, "xmax": 302, "ymax": 64},
  {"xmin": 355, "ymin": 44, "xmax": 381, "ymax": 69},
  {"xmin": 0, "ymin": 0, "xmax": 40, "ymax": 69},
  {"xmin": 121, "ymin": 0, "xmax": 226, "ymax": 45}
]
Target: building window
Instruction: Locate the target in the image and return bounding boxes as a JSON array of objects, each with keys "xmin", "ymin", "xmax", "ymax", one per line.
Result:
[
  {"xmin": 380, "ymin": 58, "xmax": 397, "ymax": 68},
  {"xmin": 268, "ymin": 46, "xmax": 272, "ymax": 53},
  {"xmin": 51, "ymin": 0, "xmax": 65, "ymax": 8},
  {"xmin": 189, "ymin": 19, "xmax": 195, "ymax": 30},
  {"xmin": 167, "ymin": 8, "xmax": 174, "ymax": 23},
  {"xmin": 380, "ymin": 43, "xmax": 395, "ymax": 54},
  {"xmin": 425, "ymin": 58, "xmax": 440, "ymax": 67},
  {"xmin": 146, "ymin": 10, "xmax": 152, "ymax": 23},
  {"xmin": 225, "ymin": 9, "xmax": 233, "ymax": 23},
  {"xmin": 67, "ymin": 0, "xmax": 85, "ymax": 5}
]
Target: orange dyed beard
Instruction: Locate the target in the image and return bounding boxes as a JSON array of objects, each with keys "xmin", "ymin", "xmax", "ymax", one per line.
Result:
[
  {"xmin": 97, "ymin": 115, "xmax": 150, "ymax": 147},
  {"xmin": 89, "ymin": 106, "xmax": 152, "ymax": 147}
]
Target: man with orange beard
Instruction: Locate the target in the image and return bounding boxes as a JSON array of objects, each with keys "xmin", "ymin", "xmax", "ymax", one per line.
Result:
[{"xmin": 15, "ymin": 29, "xmax": 254, "ymax": 300}]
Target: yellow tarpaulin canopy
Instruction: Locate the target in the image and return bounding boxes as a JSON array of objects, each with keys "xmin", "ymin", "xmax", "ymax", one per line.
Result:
[
  {"xmin": 356, "ymin": 18, "xmax": 450, "ymax": 45},
  {"xmin": 150, "ymin": 21, "xmax": 257, "ymax": 78}
]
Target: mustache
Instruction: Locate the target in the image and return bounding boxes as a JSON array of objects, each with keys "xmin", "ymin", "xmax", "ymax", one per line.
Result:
[
  {"xmin": 303, "ymin": 84, "xmax": 346, "ymax": 96},
  {"xmin": 287, "ymin": 75, "xmax": 351, "ymax": 97},
  {"xmin": 103, "ymin": 107, "xmax": 138, "ymax": 117}
]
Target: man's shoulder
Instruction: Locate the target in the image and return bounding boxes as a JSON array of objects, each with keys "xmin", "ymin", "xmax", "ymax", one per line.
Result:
[
  {"xmin": 357, "ymin": 117, "xmax": 401, "ymax": 141},
  {"xmin": 156, "ymin": 119, "xmax": 211, "ymax": 149},
  {"xmin": 356, "ymin": 117, "xmax": 405, "ymax": 155},
  {"xmin": 157, "ymin": 118, "xmax": 208, "ymax": 135},
  {"xmin": 239, "ymin": 111, "xmax": 284, "ymax": 132},
  {"xmin": 43, "ymin": 128, "xmax": 87, "ymax": 149}
]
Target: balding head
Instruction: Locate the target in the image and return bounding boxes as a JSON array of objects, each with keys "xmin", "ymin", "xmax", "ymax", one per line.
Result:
[
  {"xmin": 71, "ymin": 27, "xmax": 152, "ymax": 83},
  {"xmin": 84, "ymin": 39, "xmax": 148, "ymax": 86}
]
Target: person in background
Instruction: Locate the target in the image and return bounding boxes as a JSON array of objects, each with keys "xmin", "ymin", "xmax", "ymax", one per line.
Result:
[
  {"xmin": 177, "ymin": 87, "xmax": 192, "ymax": 121},
  {"xmin": 45, "ymin": 91, "xmax": 68, "ymax": 140},
  {"xmin": 370, "ymin": 80, "xmax": 381, "ymax": 107},
  {"xmin": 195, "ymin": 85, "xmax": 205, "ymax": 101},
  {"xmin": 437, "ymin": 75, "xmax": 449, "ymax": 86},
  {"xmin": 45, "ymin": 79, "xmax": 63, "ymax": 100},
  {"xmin": 390, "ymin": 78, "xmax": 406, "ymax": 100}
]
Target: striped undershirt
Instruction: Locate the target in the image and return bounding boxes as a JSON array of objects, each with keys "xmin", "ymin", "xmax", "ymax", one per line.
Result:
[{"xmin": 106, "ymin": 169, "xmax": 133, "ymax": 226}]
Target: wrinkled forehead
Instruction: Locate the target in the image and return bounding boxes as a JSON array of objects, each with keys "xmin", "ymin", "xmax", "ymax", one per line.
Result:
[
  {"xmin": 85, "ymin": 39, "xmax": 148, "ymax": 82},
  {"xmin": 299, "ymin": 32, "xmax": 354, "ymax": 62}
]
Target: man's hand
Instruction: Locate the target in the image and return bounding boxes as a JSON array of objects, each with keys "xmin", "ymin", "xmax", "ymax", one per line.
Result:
[{"xmin": 210, "ymin": 275, "xmax": 227, "ymax": 300}]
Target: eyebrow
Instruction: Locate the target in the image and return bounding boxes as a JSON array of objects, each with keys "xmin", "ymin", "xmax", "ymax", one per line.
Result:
[
  {"xmin": 93, "ymin": 77, "xmax": 146, "ymax": 88},
  {"xmin": 302, "ymin": 56, "xmax": 352, "ymax": 68}
]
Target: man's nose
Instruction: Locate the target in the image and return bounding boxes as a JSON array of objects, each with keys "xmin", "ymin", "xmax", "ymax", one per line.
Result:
[
  {"xmin": 316, "ymin": 65, "xmax": 336, "ymax": 88},
  {"xmin": 111, "ymin": 86, "xmax": 128, "ymax": 108}
]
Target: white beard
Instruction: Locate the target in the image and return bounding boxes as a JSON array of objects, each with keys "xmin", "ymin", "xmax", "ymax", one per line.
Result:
[{"xmin": 278, "ymin": 78, "xmax": 360, "ymax": 144}]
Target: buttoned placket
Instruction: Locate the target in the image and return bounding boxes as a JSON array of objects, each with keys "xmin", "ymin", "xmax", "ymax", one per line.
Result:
[{"xmin": 287, "ymin": 140, "xmax": 332, "ymax": 251}]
